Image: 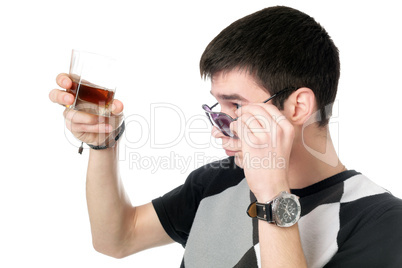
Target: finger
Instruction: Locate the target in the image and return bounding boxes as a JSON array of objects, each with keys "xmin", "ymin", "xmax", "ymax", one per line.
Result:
[
  {"xmin": 236, "ymin": 103, "xmax": 272, "ymax": 118},
  {"xmin": 275, "ymin": 115, "xmax": 295, "ymax": 140},
  {"xmin": 239, "ymin": 112, "xmax": 269, "ymax": 134},
  {"xmin": 252, "ymin": 103, "xmax": 291, "ymax": 134},
  {"xmin": 236, "ymin": 114, "xmax": 269, "ymax": 149},
  {"xmin": 237, "ymin": 105, "xmax": 274, "ymax": 128},
  {"xmin": 240, "ymin": 103, "xmax": 283, "ymax": 122},
  {"xmin": 63, "ymin": 108, "xmax": 103, "ymax": 125},
  {"xmin": 56, "ymin": 73, "xmax": 72, "ymax": 89},
  {"xmin": 49, "ymin": 88, "xmax": 75, "ymax": 106},
  {"xmin": 65, "ymin": 120, "xmax": 112, "ymax": 134},
  {"xmin": 111, "ymin": 99, "xmax": 124, "ymax": 115},
  {"xmin": 237, "ymin": 103, "xmax": 289, "ymax": 132},
  {"xmin": 229, "ymin": 120, "xmax": 240, "ymax": 140},
  {"xmin": 230, "ymin": 119, "xmax": 251, "ymax": 142},
  {"xmin": 247, "ymin": 103, "xmax": 294, "ymax": 142}
]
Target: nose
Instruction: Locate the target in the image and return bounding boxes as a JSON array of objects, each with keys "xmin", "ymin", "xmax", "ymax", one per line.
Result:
[{"xmin": 211, "ymin": 126, "xmax": 226, "ymax": 139}]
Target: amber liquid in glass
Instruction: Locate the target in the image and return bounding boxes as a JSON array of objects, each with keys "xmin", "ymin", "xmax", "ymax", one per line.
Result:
[
  {"xmin": 68, "ymin": 79, "xmax": 114, "ymax": 107},
  {"xmin": 67, "ymin": 77, "xmax": 115, "ymax": 116}
]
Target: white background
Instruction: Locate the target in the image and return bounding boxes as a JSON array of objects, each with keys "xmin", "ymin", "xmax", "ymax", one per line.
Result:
[{"xmin": 1, "ymin": 0, "xmax": 401, "ymax": 267}]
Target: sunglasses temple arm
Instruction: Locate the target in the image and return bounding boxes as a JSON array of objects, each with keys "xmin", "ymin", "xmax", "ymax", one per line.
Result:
[
  {"xmin": 262, "ymin": 87, "xmax": 297, "ymax": 103},
  {"xmin": 263, "ymin": 93, "xmax": 277, "ymax": 103},
  {"xmin": 210, "ymin": 102, "xmax": 219, "ymax": 109}
]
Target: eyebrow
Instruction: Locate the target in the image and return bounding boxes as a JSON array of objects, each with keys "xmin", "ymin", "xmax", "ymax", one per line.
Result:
[{"xmin": 210, "ymin": 91, "xmax": 247, "ymax": 101}]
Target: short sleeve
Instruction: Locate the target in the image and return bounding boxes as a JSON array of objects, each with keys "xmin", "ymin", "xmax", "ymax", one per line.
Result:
[
  {"xmin": 152, "ymin": 156, "xmax": 243, "ymax": 247},
  {"xmin": 151, "ymin": 161, "xmax": 222, "ymax": 246},
  {"xmin": 324, "ymin": 202, "xmax": 402, "ymax": 267}
]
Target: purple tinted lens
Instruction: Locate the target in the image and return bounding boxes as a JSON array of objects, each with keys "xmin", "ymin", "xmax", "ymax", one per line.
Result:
[
  {"xmin": 211, "ymin": 113, "xmax": 219, "ymax": 120},
  {"xmin": 214, "ymin": 115, "xmax": 232, "ymax": 136},
  {"xmin": 203, "ymin": 104, "xmax": 233, "ymax": 137},
  {"xmin": 203, "ymin": 105, "xmax": 211, "ymax": 112}
]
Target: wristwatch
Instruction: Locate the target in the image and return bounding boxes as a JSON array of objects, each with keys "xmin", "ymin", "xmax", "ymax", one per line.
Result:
[{"xmin": 247, "ymin": 191, "xmax": 301, "ymax": 227}]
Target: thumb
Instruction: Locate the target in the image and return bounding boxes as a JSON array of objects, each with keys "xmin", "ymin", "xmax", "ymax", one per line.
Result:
[{"xmin": 111, "ymin": 99, "xmax": 124, "ymax": 115}]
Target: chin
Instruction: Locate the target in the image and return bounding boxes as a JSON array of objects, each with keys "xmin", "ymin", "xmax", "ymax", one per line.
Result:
[{"xmin": 234, "ymin": 153, "xmax": 243, "ymax": 168}]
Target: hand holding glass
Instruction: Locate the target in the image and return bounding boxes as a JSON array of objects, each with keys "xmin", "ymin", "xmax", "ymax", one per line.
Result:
[{"xmin": 67, "ymin": 49, "xmax": 117, "ymax": 117}]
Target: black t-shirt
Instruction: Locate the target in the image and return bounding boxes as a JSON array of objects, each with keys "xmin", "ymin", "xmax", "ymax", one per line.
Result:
[{"xmin": 152, "ymin": 157, "xmax": 402, "ymax": 267}]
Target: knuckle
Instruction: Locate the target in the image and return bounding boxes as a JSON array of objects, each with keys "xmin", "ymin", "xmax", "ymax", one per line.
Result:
[
  {"xmin": 49, "ymin": 90, "xmax": 55, "ymax": 102},
  {"xmin": 281, "ymin": 119, "xmax": 293, "ymax": 132},
  {"xmin": 276, "ymin": 126, "xmax": 284, "ymax": 136},
  {"xmin": 71, "ymin": 123, "xmax": 84, "ymax": 133},
  {"xmin": 80, "ymin": 113, "xmax": 99, "ymax": 125},
  {"xmin": 58, "ymin": 92, "xmax": 66, "ymax": 104},
  {"xmin": 286, "ymin": 124, "xmax": 295, "ymax": 137},
  {"xmin": 65, "ymin": 120, "xmax": 72, "ymax": 132},
  {"xmin": 56, "ymin": 74, "xmax": 64, "ymax": 86},
  {"xmin": 89, "ymin": 115, "xmax": 100, "ymax": 125},
  {"xmin": 51, "ymin": 90, "xmax": 63, "ymax": 104},
  {"xmin": 56, "ymin": 73, "xmax": 70, "ymax": 88},
  {"xmin": 49, "ymin": 89, "xmax": 59, "ymax": 103},
  {"xmin": 230, "ymin": 120, "xmax": 238, "ymax": 130},
  {"xmin": 64, "ymin": 108, "xmax": 76, "ymax": 121}
]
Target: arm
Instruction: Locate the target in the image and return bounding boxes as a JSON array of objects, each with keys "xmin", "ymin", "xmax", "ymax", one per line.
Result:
[
  {"xmin": 232, "ymin": 103, "xmax": 307, "ymax": 267},
  {"xmin": 258, "ymin": 195, "xmax": 306, "ymax": 267},
  {"xmin": 86, "ymin": 146, "xmax": 174, "ymax": 258},
  {"xmin": 50, "ymin": 74, "xmax": 173, "ymax": 258}
]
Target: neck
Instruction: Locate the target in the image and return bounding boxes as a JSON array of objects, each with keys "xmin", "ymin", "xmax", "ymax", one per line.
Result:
[{"xmin": 288, "ymin": 124, "xmax": 346, "ymax": 190}]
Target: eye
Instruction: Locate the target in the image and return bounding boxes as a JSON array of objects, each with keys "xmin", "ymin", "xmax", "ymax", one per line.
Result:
[{"xmin": 233, "ymin": 103, "xmax": 241, "ymax": 109}]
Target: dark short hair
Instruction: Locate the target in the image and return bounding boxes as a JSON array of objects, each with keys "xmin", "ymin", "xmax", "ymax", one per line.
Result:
[{"xmin": 200, "ymin": 6, "xmax": 340, "ymax": 126}]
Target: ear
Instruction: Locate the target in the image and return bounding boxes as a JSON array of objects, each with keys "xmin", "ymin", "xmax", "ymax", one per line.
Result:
[{"xmin": 284, "ymin": 87, "xmax": 316, "ymax": 126}]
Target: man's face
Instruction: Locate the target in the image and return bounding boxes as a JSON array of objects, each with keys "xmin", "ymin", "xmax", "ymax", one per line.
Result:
[{"xmin": 210, "ymin": 69, "xmax": 271, "ymax": 168}]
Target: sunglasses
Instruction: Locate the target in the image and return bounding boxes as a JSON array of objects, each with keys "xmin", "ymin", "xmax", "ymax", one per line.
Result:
[{"xmin": 202, "ymin": 87, "xmax": 297, "ymax": 138}]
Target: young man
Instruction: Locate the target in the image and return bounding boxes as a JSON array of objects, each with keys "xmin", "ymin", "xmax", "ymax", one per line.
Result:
[{"xmin": 49, "ymin": 6, "xmax": 402, "ymax": 268}]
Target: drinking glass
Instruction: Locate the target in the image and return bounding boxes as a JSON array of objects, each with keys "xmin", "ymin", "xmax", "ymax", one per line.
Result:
[{"xmin": 67, "ymin": 49, "xmax": 117, "ymax": 117}]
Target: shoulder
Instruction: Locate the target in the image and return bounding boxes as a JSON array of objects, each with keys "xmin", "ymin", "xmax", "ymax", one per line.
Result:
[
  {"xmin": 339, "ymin": 173, "xmax": 402, "ymax": 222},
  {"xmin": 340, "ymin": 173, "xmax": 390, "ymax": 203},
  {"xmin": 188, "ymin": 156, "xmax": 242, "ymax": 179},
  {"xmin": 337, "ymin": 173, "xmax": 402, "ymax": 249},
  {"xmin": 185, "ymin": 156, "xmax": 245, "ymax": 196},
  {"xmin": 339, "ymin": 173, "xmax": 402, "ymax": 220},
  {"xmin": 324, "ymin": 174, "xmax": 402, "ymax": 267}
]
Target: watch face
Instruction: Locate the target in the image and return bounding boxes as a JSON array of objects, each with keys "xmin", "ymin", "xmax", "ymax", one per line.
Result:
[{"xmin": 273, "ymin": 193, "xmax": 301, "ymax": 227}]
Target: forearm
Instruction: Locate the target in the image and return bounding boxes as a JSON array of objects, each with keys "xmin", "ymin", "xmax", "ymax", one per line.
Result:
[
  {"xmin": 86, "ymin": 142, "xmax": 133, "ymax": 255},
  {"xmin": 259, "ymin": 222, "xmax": 306, "ymax": 268},
  {"xmin": 255, "ymin": 176, "xmax": 307, "ymax": 267}
]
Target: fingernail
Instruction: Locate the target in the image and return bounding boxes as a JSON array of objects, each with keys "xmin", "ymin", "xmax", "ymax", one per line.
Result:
[
  {"xmin": 62, "ymin": 78, "xmax": 69, "ymax": 88},
  {"xmin": 111, "ymin": 103, "xmax": 117, "ymax": 112},
  {"xmin": 64, "ymin": 95, "xmax": 71, "ymax": 103}
]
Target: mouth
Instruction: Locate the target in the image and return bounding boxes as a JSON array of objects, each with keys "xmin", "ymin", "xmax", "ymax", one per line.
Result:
[
  {"xmin": 219, "ymin": 137, "xmax": 241, "ymax": 157},
  {"xmin": 224, "ymin": 149, "xmax": 240, "ymax": 156}
]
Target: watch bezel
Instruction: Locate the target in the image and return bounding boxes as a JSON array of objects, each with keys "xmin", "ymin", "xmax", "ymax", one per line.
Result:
[{"xmin": 272, "ymin": 192, "xmax": 301, "ymax": 227}]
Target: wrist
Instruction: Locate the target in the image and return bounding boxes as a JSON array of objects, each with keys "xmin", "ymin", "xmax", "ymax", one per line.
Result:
[
  {"xmin": 89, "ymin": 140, "xmax": 120, "ymax": 152},
  {"xmin": 254, "ymin": 187, "xmax": 290, "ymax": 203},
  {"xmin": 86, "ymin": 120, "xmax": 125, "ymax": 152},
  {"xmin": 248, "ymin": 191, "xmax": 301, "ymax": 228},
  {"xmin": 252, "ymin": 174, "xmax": 290, "ymax": 203}
]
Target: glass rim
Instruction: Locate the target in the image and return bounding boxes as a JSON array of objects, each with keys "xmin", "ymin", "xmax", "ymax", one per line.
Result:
[
  {"xmin": 202, "ymin": 104, "xmax": 237, "ymax": 122},
  {"xmin": 71, "ymin": 49, "xmax": 117, "ymax": 62}
]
